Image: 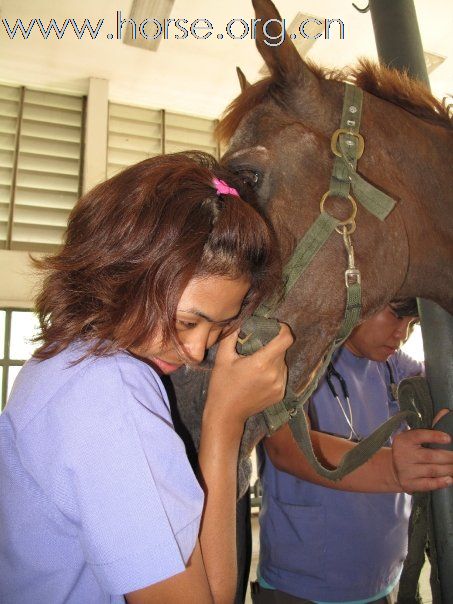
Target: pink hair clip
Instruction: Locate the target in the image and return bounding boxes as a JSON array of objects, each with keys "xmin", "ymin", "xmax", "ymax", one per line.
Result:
[{"xmin": 212, "ymin": 177, "xmax": 239, "ymax": 198}]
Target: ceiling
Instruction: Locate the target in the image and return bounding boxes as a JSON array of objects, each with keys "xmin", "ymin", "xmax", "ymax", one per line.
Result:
[{"xmin": 1, "ymin": 0, "xmax": 451, "ymax": 119}]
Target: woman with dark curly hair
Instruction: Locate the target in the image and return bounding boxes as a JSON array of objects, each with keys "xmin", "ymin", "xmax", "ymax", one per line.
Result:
[{"xmin": 0, "ymin": 152, "xmax": 293, "ymax": 604}]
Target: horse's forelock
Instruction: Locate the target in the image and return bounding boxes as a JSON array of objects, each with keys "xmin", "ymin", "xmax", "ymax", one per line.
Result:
[
  {"xmin": 217, "ymin": 77, "xmax": 313, "ymax": 147},
  {"xmin": 216, "ymin": 78, "xmax": 270, "ymax": 144}
]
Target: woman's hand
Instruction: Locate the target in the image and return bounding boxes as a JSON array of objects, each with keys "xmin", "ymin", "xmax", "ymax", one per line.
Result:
[
  {"xmin": 197, "ymin": 323, "xmax": 292, "ymax": 604},
  {"xmin": 391, "ymin": 412, "xmax": 453, "ymax": 493},
  {"xmin": 204, "ymin": 323, "xmax": 293, "ymax": 428}
]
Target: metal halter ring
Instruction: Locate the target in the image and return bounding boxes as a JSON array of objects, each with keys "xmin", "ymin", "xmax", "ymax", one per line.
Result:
[{"xmin": 319, "ymin": 191, "xmax": 357, "ymax": 234}]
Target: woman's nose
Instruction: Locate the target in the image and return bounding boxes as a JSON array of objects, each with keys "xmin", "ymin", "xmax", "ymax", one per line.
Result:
[{"xmin": 183, "ymin": 330, "xmax": 210, "ymax": 364}]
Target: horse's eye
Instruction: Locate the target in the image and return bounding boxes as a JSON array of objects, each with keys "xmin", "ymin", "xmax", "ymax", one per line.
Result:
[{"xmin": 237, "ymin": 169, "xmax": 261, "ymax": 188}]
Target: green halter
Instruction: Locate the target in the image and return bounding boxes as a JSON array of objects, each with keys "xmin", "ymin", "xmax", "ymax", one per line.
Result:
[{"xmin": 237, "ymin": 83, "xmax": 419, "ymax": 481}]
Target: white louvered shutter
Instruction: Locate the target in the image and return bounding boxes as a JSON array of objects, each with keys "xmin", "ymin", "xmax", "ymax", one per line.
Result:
[
  {"xmin": 13, "ymin": 89, "xmax": 84, "ymax": 251},
  {"xmin": 107, "ymin": 102, "xmax": 219, "ymax": 177},
  {"xmin": 164, "ymin": 112, "xmax": 218, "ymax": 156},
  {"xmin": 0, "ymin": 84, "xmax": 20, "ymax": 249},
  {"xmin": 107, "ymin": 103, "xmax": 162, "ymax": 178}
]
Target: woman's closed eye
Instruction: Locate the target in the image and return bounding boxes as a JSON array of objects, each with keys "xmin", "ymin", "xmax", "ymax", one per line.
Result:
[{"xmin": 176, "ymin": 319, "xmax": 198, "ymax": 331}]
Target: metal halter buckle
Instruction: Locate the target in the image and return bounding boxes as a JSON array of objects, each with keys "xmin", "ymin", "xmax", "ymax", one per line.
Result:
[
  {"xmin": 345, "ymin": 268, "xmax": 361, "ymax": 287},
  {"xmin": 331, "ymin": 128, "xmax": 365, "ymax": 159}
]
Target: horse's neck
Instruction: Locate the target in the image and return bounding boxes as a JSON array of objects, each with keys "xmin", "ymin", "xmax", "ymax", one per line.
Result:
[{"xmin": 360, "ymin": 99, "xmax": 453, "ymax": 311}]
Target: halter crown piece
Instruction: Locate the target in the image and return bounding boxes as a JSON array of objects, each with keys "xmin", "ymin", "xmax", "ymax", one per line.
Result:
[{"xmin": 212, "ymin": 177, "xmax": 239, "ymax": 198}]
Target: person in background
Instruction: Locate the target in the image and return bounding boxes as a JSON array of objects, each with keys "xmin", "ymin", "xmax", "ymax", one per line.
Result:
[
  {"xmin": 253, "ymin": 300, "xmax": 453, "ymax": 604},
  {"xmin": 0, "ymin": 152, "xmax": 293, "ymax": 604}
]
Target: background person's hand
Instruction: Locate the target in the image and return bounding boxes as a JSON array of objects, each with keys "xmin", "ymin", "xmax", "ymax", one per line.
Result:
[{"xmin": 391, "ymin": 417, "xmax": 453, "ymax": 493}]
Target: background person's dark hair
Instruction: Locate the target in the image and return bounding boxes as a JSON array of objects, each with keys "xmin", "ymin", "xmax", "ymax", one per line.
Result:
[
  {"xmin": 34, "ymin": 151, "xmax": 281, "ymax": 360},
  {"xmin": 389, "ymin": 298, "xmax": 419, "ymax": 343},
  {"xmin": 389, "ymin": 298, "xmax": 419, "ymax": 319}
]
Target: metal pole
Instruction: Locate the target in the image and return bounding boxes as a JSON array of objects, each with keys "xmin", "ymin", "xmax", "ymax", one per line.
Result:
[
  {"xmin": 417, "ymin": 301, "xmax": 453, "ymax": 604},
  {"xmin": 369, "ymin": 0, "xmax": 429, "ymax": 82},
  {"xmin": 368, "ymin": 1, "xmax": 453, "ymax": 601}
]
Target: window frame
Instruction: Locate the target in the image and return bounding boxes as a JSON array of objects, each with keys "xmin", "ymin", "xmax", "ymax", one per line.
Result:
[{"xmin": 0, "ymin": 307, "xmax": 36, "ymax": 410}]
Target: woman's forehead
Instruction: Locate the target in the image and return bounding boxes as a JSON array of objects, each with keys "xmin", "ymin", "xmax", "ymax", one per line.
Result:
[{"xmin": 177, "ymin": 275, "xmax": 250, "ymax": 322}]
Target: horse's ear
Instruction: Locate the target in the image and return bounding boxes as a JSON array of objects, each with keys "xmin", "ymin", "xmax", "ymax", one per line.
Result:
[
  {"xmin": 252, "ymin": 0, "xmax": 317, "ymax": 87},
  {"xmin": 236, "ymin": 67, "xmax": 250, "ymax": 92}
]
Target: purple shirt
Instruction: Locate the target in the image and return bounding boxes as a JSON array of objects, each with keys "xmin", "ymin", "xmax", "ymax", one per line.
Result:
[
  {"xmin": 0, "ymin": 342, "xmax": 204, "ymax": 603},
  {"xmin": 258, "ymin": 348, "xmax": 423, "ymax": 603}
]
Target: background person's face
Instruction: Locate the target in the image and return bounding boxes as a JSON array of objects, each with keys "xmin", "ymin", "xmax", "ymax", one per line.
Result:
[
  {"xmin": 345, "ymin": 306, "xmax": 416, "ymax": 362},
  {"xmin": 132, "ymin": 274, "xmax": 251, "ymax": 374}
]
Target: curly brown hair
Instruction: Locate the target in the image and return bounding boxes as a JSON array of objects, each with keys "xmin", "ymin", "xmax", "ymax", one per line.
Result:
[{"xmin": 34, "ymin": 152, "xmax": 281, "ymax": 359}]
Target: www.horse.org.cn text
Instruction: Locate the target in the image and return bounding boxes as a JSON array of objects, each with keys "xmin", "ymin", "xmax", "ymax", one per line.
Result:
[{"xmin": 1, "ymin": 14, "xmax": 346, "ymax": 46}]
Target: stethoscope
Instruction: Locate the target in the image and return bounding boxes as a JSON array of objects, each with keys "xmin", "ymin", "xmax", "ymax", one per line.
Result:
[{"xmin": 324, "ymin": 360, "xmax": 397, "ymax": 441}]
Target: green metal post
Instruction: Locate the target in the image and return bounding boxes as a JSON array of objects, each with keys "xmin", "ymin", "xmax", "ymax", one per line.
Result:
[
  {"xmin": 369, "ymin": 0, "xmax": 429, "ymax": 82},
  {"xmin": 369, "ymin": 1, "xmax": 453, "ymax": 601}
]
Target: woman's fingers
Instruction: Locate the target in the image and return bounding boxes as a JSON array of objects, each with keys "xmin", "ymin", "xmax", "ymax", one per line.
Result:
[
  {"xmin": 215, "ymin": 329, "xmax": 241, "ymax": 360},
  {"xmin": 207, "ymin": 322, "xmax": 293, "ymax": 423},
  {"xmin": 251, "ymin": 323, "xmax": 294, "ymax": 359},
  {"xmin": 216, "ymin": 322, "xmax": 293, "ymax": 362}
]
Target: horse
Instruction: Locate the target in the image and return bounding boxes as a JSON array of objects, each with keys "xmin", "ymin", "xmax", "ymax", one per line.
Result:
[
  {"xmin": 219, "ymin": 0, "xmax": 452, "ymax": 393},
  {"xmin": 169, "ymin": 0, "xmax": 453, "ymax": 494}
]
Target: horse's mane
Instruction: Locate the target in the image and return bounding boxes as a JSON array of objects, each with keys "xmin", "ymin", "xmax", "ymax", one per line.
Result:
[{"xmin": 216, "ymin": 58, "xmax": 452, "ymax": 143}]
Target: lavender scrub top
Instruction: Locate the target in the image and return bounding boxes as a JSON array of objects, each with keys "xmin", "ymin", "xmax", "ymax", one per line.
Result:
[
  {"xmin": 258, "ymin": 348, "xmax": 423, "ymax": 603},
  {"xmin": 0, "ymin": 342, "xmax": 204, "ymax": 603}
]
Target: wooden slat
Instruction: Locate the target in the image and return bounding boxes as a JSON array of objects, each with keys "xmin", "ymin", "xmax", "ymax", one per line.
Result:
[
  {"xmin": 18, "ymin": 152, "xmax": 80, "ymax": 176},
  {"xmin": 0, "ymin": 116, "xmax": 18, "ymax": 136},
  {"xmin": 15, "ymin": 187, "xmax": 77, "ymax": 210},
  {"xmin": 108, "ymin": 132, "xmax": 161, "ymax": 153},
  {"xmin": 0, "ymin": 99, "xmax": 20, "ymax": 119},
  {"xmin": 165, "ymin": 141, "xmax": 217, "ymax": 155},
  {"xmin": 19, "ymin": 135, "xmax": 80, "ymax": 159},
  {"xmin": 166, "ymin": 112, "xmax": 216, "ymax": 133},
  {"xmin": 25, "ymin": 89, "xmax": 83, "ymax": 112},
  {"xmin": 107, "ymin": 147, "xmax": 157, "ymax": 166},
  {"xmin": 14, "ymin": 204, "xmax": 70, "ymax": 228},
  {"xmin": 108, "ymin": 116, "xmax": 160, "ymax": 139},
  {"xmin": 109, "ymin": 103, "xmax": 161, "ymax": 123},
  {"xmin": 12, "ymin": 222, "xmax": 66, "ymax": 245},
  {"xmin": 22, "ymin": 103, "xmax": 82, "ymax": 128},
  {"xmin": 0, "ymin": 85, "xmax": 21, "ymax": 102},
  {"xmin": 0, "ymin": 150, "xmax": 14, "ymax": 169}
]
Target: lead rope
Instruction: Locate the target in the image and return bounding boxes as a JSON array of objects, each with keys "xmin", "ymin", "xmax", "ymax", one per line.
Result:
[{"xmin": 236, "ymin": 83, "xmax": 421, "ymax": 481}]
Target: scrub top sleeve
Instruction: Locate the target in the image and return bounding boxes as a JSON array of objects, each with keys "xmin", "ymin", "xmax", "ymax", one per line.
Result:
[{"xmin": 392, "ymin": 349, "xmax": 424, "ymax": 383}]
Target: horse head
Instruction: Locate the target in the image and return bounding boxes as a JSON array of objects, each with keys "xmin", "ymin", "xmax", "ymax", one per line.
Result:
[{"xmin": 219, "ymin": 0, "xmax": 453, "ymax": 393}]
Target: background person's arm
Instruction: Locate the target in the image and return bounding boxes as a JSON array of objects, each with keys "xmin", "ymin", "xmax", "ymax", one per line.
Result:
[{"xmin": 265, "ymin": 414, "xmax": 453, "ymax": 494}]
